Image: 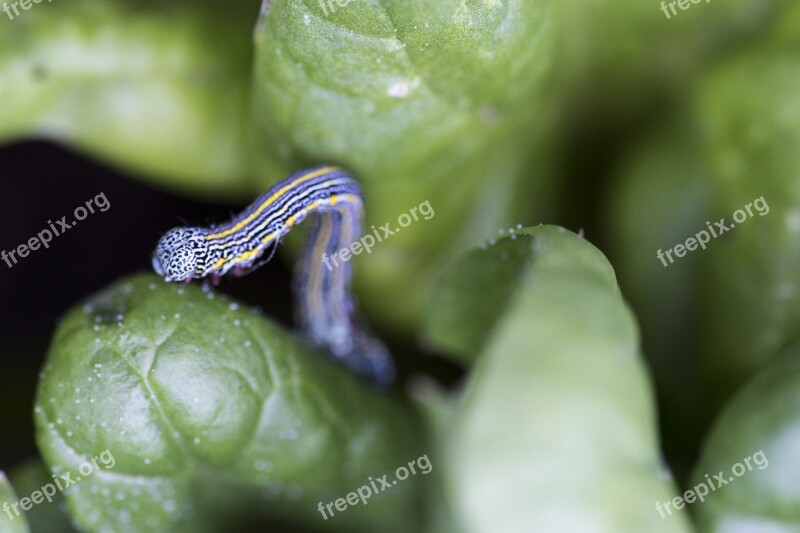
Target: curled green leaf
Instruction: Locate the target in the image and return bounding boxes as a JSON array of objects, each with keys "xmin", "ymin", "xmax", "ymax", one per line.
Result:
[
  {"xmin": 423, "ymin": 225, "xmax": 547, "ymax": 364},
  {"xmin": 432, "ymin": 226, "xmax": 691, "ymax": 532}
]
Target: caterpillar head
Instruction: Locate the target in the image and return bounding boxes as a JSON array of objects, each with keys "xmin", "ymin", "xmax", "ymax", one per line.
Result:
[{"xmin": 152, "ymin": 227, "xmax": 209, "ymax": 282}]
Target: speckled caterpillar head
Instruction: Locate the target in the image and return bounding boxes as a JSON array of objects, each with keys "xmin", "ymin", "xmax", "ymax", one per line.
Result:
[{"xmin": 152, "ymin": 227, "xmax": 209, "ymax": 282}]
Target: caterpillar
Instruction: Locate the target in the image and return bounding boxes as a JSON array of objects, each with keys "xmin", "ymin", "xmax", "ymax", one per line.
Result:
[{"xmin": 152, "ymin": 165, "xmax": 395, "ymax": 386}]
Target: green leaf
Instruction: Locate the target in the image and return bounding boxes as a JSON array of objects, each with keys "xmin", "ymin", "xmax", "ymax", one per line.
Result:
[
  {"xmin": 253, "ymin": 0, "xmax": 558, "ymax": 331},
  {"xmin": 433, "ymin": 226, "xmax": 691, "ymax": 532},
  {"xmin": 694, "ymin": 29, "xmax": 800, "ymax": 408},
  {"xmin": 35, "ymin": 274, "xmax": 425, "ymax": 532},
  {"xmin": 8, "ymin": 461, "xmax": 78, "ymax": 533},
  {"xmin": 0, "ymin": 471, "xmax": 31, "ymax": 533},
  {"xmin": 423, "ymin": 226, "xmax": 550, "ymax": 364},
  {"xmin": 0, "ymin": 0, "xmax": 259, "ymax": 198},
  {"xmin": 690, "ymin": 340, "xmax": 800, "ymax": 530}
]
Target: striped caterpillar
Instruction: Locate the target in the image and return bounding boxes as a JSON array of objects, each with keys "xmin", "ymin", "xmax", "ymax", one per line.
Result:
[{"xmin": 152, "ymin": 165, "xmax": 395, "ymax": 385}]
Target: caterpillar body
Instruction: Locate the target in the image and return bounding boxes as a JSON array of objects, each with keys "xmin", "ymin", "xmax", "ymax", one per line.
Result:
[{"xmin": 152, "ymin": 165, "xmax": 395, "ymax": 385}]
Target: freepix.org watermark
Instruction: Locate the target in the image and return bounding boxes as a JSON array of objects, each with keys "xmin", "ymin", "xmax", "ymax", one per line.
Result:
[
  {"xmin": 322, "ymin": 200, "xmax": 434, "ymax": 272},
  {"xmin": 318, "ymin": 0, "xmax": 358, "ymax": 17},
  {"xmin": 657, "ymin": 196, "xmax": 769, "ymax": 267},
  {"xmin": 655, "ymin": 449, "xmax": 768, "ymax": 519},
  {"xmin": 660, "ymin": 0, "xmax": 711, "ymax": 20},
  {"xmin": 3, "ymin": 0, "xmax": 53, "ymax": 21},
  {"xmin": 2, "ymin": 450, "xmax": 116, "ymax": 521},
  {"xmin": 1, "ymin": 192, "xmax": 110, "ymax": 269},
  {"xmin": 317, "ymin": 454, "xmax": 433, "ymax": 521}
]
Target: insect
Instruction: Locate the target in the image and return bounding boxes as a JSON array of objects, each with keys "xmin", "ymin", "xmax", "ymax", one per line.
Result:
[{"xmin": 152, "ymin": 165, "xmax": 395, "ymax": 386}]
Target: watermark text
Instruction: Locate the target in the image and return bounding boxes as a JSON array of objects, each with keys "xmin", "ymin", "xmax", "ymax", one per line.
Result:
[
  {"xmin": 2, "ymin": 192, "xmax": 110, "ymax": 269},
  {"xmin": 322, "ymin": 200, "xmax": 434, "ymax": 272},
  {"xmin": 657, "ymin": 196, "xmax": 768, "ymax": 267},
  {"xmin": 3, "ymin": 450, "xmax": 116, "ymax": 521},
  {"xmin": 655, "ymin": 449, "xmax": 768, "ymax": 518},
  {"xmin": 317, "ymin": 454, "xmax": 432, "ymax": 520}
]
